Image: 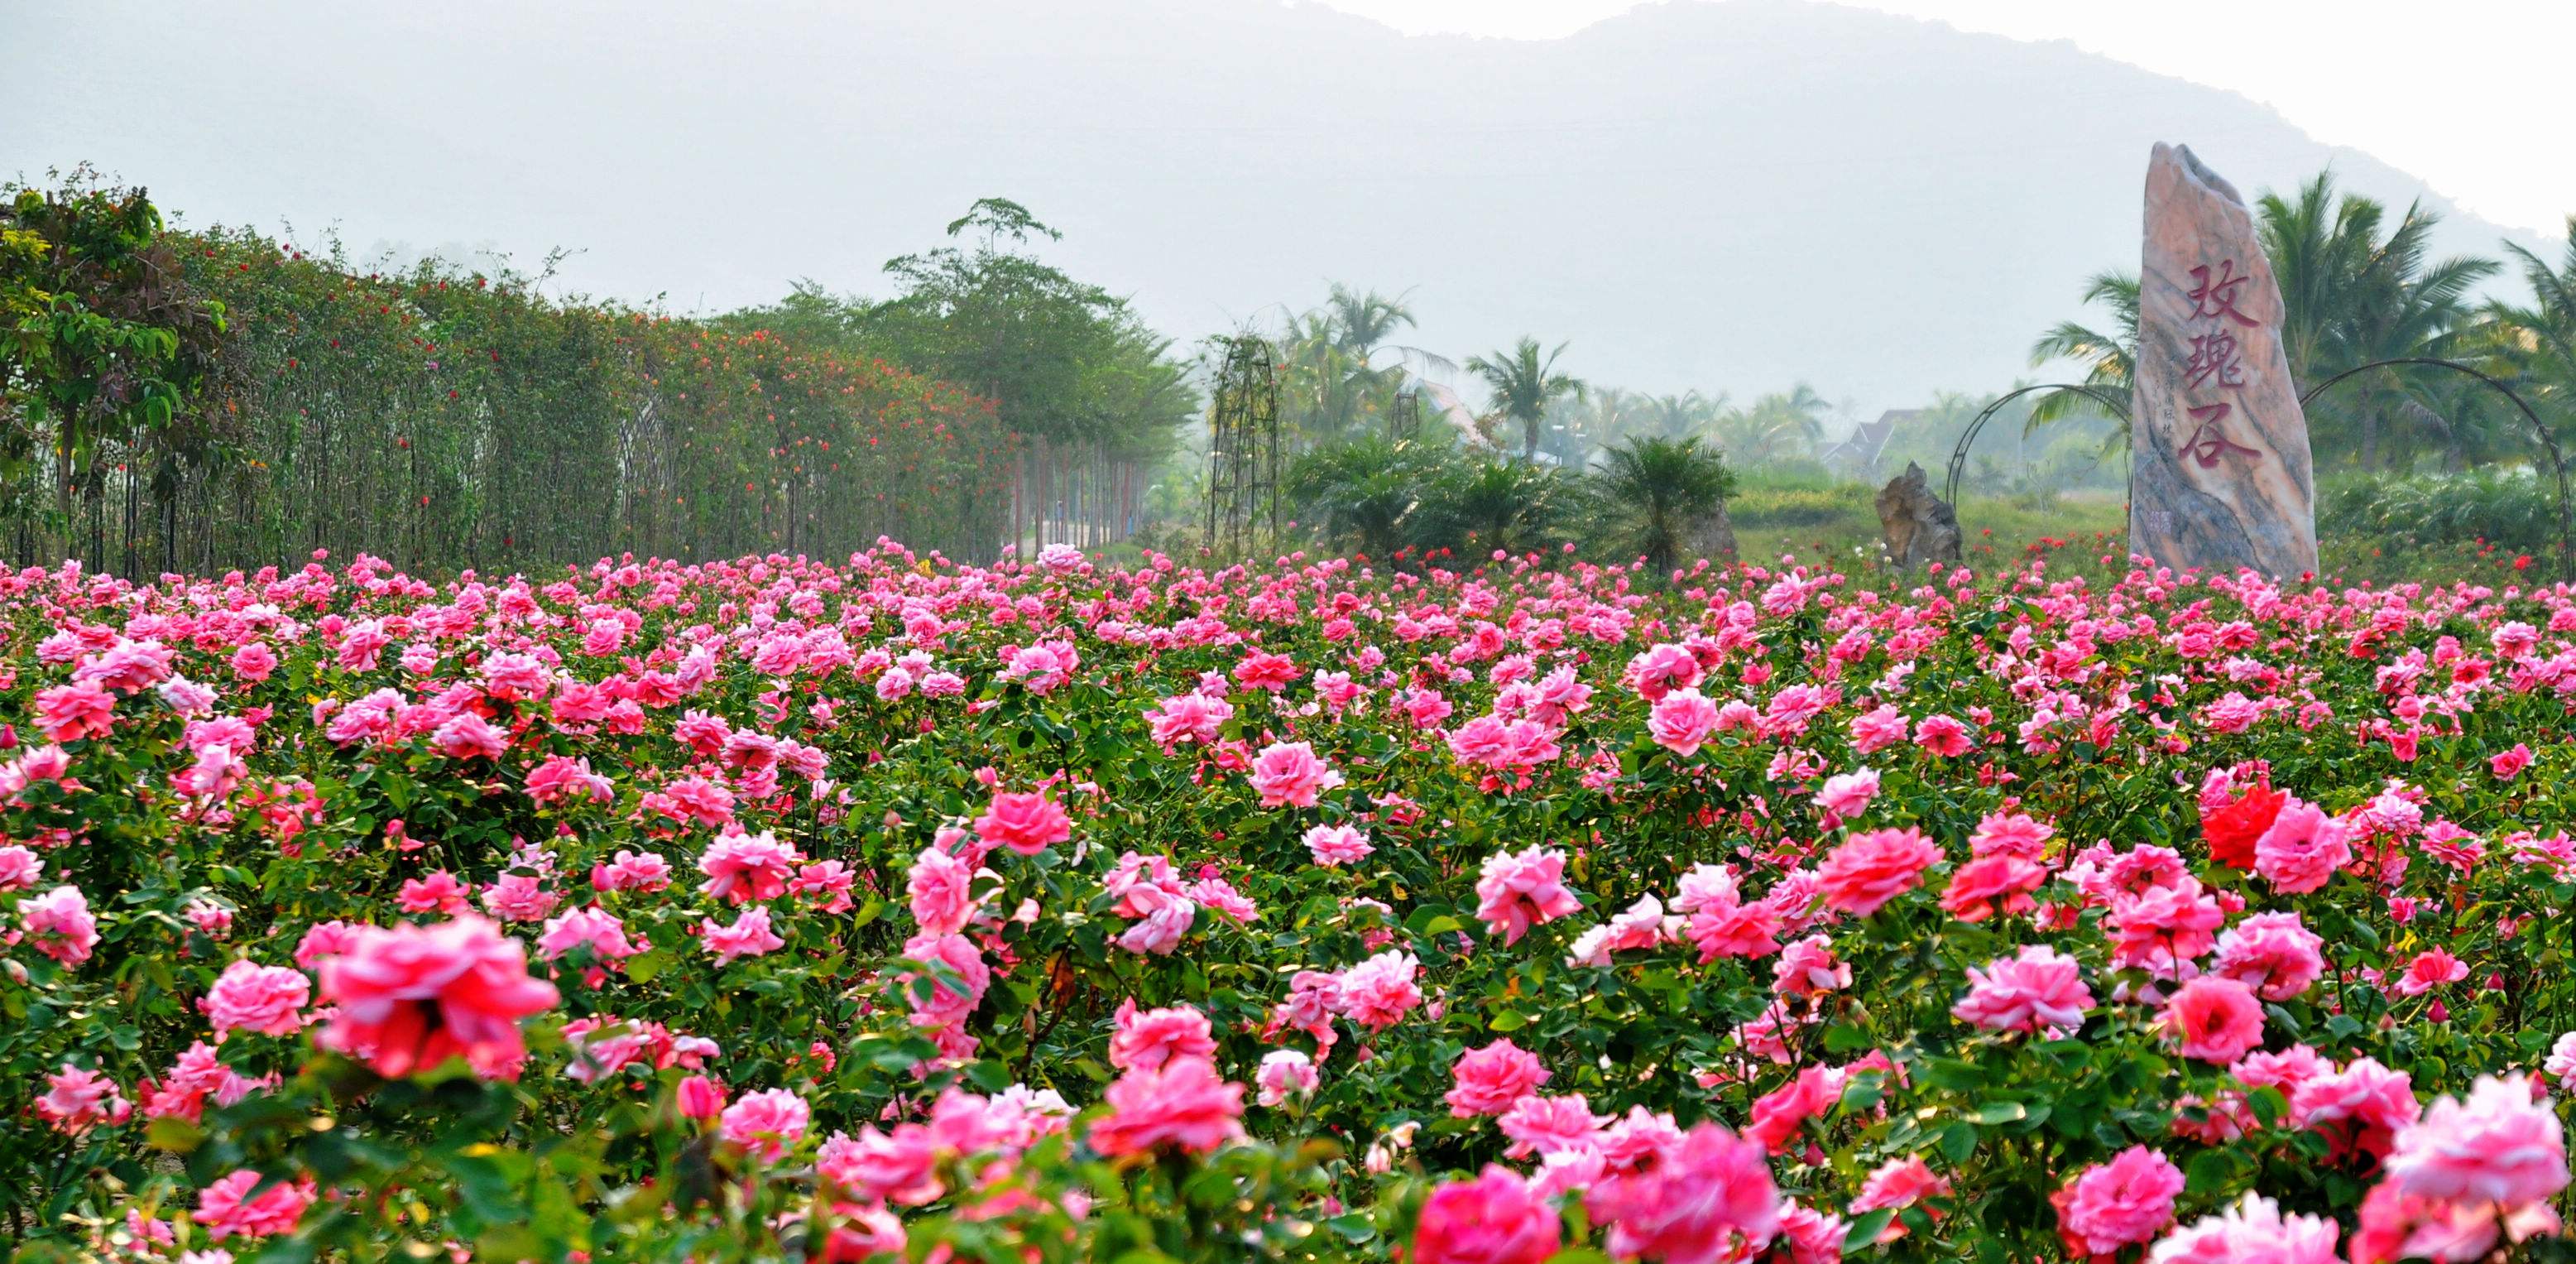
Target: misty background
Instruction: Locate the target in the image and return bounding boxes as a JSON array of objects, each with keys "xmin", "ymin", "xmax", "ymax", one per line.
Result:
[{"xmin": 11, "ymin": 0, "xmax": 2554, "ymax": 424}]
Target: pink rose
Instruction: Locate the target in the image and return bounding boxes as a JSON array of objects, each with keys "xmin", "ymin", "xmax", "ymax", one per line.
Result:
[
  {"xmin": 2383, "ymin": 1073, "xmax": 2569, "ymax": 1209},
  {"xmin": 1446, "ymin": 1038, "xmax": 1551, "ymax": 1118},
  {"xmin": 2058, "ymin": 1145, "xmax": 2184, "ymax": 1254},
  {"xmin": 1109, "ymin": 998, "xmax": 1217, "ymax": 1072},
  {"xmin": 1302, "ymin": 822, "xmax": 1374, "ymax": 867},
  {"xmin": 2212, "ymin": 911, "xmax": 2324, "ymax": 1001},
  {"xmin": 976, "ymin": 791, "xmax": 1072, "ymax": 855},
  {"xmin": 1814, "ymin": 767, "xmax": 1880, "ymax": 821},
  {"xmin": 197, "ymin": 1169, "xmax": 316, "ymax": 1241},
  {"xmin": 1474, "ymin": 847, "xmax": 1582, "ymax": 946},
  {"xmin": 719, "ymin": 1087, "xmax": 812, "ymax": 1162},
  {"xmin": 21, "ymin": 884, "xmax": 100, "ymax": 967},
  {"xmin": 2159, "ymin": 975, "xmax": 2266, "ymax": 1065},
  {"xmin": 1334, "ymin": 949, "xmax": 1422, "ymax": 1032},
  {"xmin": 2148, "ymin": 1192, "xmax": 2341, "ymax": 1263},
  {"xmin": 2492, "ymin": 743, "xmax": 2535, "ymax": 780},
  {"xmin": 205, "ymin": 960, "xmax": 311, "ymax": 1038},
  {"xmin": 1818, "ymin": 827, "xmax": 1943, "ymax": 917},
  {"xmin": 2252, "ymin": 796, "xmax": 2349, "ymax": 895},
  {"xmin": 1499, "ymin": 1093, "xmax": 1606, "ymax": 1159},
  {"xmin": 1087, "ymin": 1056, "xmax": 1245, "ymax": 1157},
  {"xmin": 1255, "ymin": 1050, "xmax": 1319, "ymax": 1107},
  {"xmin": 1952, "ymin": 944, "xmax": 2093, "ymax": 1036},
  {"xmin": 1414, "ymin": 1165, "xmax": 1561, "ymax": 1264},
  {"xmin": 1248, "ymin": 741, "xmax": 1342, "ymax": 809},
  {"xmin": 315, "ymin": 915, "xmax": 560, "ymax": 1079},
  {"xmin": 1588, "ymin": 1122, "xmax": 1782, "ymax": 1262},
  {"xmin": 699, "ymin": 906, "xmax": 786, "ymax": 966},
  {"xmin": 1648, "ymin": 689, "xmax": 1720, "ymax": 757}
]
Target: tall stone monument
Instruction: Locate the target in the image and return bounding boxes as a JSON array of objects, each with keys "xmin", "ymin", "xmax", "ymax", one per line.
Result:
[{"xmin": 2131, "ymin": 143, "xmax": 2319, "ymax": 578}]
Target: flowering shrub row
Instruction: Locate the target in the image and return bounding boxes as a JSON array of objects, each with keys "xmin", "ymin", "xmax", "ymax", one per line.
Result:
[{"xmin": 7, "ymin": 541, "xmax": 2576, "ymax": 1263}]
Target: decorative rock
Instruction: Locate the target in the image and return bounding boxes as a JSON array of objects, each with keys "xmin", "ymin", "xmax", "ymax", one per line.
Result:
[
  {"xmin": 2131, "ymin": 142, "xmax": 2319, "ymax": 578},
  {"xmin": 1686, "ymin": 502, "xmax": 1738, "ymax": 561},
  {"xmin": 1876, "ymin": 462, "xmax": 1960, "ymax": 570}
]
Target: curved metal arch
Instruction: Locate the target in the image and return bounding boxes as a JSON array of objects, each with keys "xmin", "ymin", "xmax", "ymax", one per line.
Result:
[
  {"xmin": 2296, "ymin": 357, "xmax": 2571, "ymax": 581},
  {"xmin": 1944, "ymin": 383, "xmax": 2132, "ymax": 508}
]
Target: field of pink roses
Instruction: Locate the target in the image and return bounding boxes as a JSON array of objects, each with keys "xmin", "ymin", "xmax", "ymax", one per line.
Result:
[{"xmin": 7, "ymin": 541, "xmax": 2576, "ymax": 1264}]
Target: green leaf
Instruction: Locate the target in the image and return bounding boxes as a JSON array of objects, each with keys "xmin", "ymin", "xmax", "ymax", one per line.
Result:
[
  {"xmin": 1939, "ymin": 1122, "xmax": 1978, "ymax": 1163},
  {"xmin": 1844, "ymin": 1208, "xmax": 1897, "ymax": 1252}
]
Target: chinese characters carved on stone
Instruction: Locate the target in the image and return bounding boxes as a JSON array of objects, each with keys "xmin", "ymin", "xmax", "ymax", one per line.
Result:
[{"xmin": 2175, "ymin": 258, "xmax": 2263, "ymax": 469}]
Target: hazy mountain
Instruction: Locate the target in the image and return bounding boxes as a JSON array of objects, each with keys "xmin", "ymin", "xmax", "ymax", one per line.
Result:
[{"xmin": 7, "ymin": 0, "xmax": 2557, "ymax": 421}]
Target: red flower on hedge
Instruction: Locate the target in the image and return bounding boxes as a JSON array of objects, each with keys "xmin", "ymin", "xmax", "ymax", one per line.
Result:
[{"xmin": 2201, "ymin": 783, "xmax": 2285, "ymax": 871}]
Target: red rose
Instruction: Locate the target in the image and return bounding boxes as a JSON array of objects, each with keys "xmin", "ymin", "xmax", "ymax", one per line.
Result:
[{"xmin": 2202, "ymin": 783, "xmax": 2285, "ymax": 870}]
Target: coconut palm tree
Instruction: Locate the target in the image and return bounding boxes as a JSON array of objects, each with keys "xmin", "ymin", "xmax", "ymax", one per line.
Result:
[
  {"xmin": 2257, "ymin": 174, "xmax": 2497, "ymax": 469},
  {"xmin": 1710, "ymin": 385, "xmax": 1829, "ymax": 468},
  {"xmin": 1642, "ymin": 390, "xmax": 1725, "ymax": 440},
  {"xmin": 1465, "ymin": 338, "xmax": 1586, "ymax": 462},
  {"xmin": 2487, "ymin": 220, "xmax": 2576, "ymax": 451},
  {"xmin": 1589, "ymin": 435, "xmax": 1738, "ymax": 574},
  {"xmin": 2027, "ymin": 270, "xmax": 2139, "ymax": 434}
]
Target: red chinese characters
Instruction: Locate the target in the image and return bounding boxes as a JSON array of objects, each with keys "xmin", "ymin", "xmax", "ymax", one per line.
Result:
[
  {"xmin": 2178, "ymin": 403, "xmax": 2260, "ymax": 469},
  {"xmin": 2174, "ymin": 258, "xmax": 2263, "ymax": 469},
  {"xmin": 2187, "ymin": 261, "xmax": 2262, "ymax": 328}
]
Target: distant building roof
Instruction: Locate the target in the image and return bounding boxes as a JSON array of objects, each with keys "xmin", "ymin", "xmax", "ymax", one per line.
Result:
[{"xmin": 1824, "ymin": 409, "xmax": 1918, "ymax": 466}]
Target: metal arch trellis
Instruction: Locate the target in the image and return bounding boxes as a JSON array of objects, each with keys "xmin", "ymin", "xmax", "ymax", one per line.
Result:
[
  {"xmin": 2295, "ymin": 356, "xmax": 2574, "ymax": 582},
  {"xmin": 1944, "ymin": 383, "xmax": 2134, "ymax": 509},
  {"xmin": 1203, "ymin": 335, "xmax": 1283, "ymax": 560}
]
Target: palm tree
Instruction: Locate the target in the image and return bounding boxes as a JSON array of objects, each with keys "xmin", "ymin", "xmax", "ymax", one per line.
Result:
[
  {"xmin": 2488, "ymin": 219, "xmax": 2576, "ymax": 454},
  {"xmin": 2027, "ymin": 270, "xmax": 2139, "ymax": 432},
  {"xmin": 1711, "ymin": 385, "xmax": 1829, "ymax": 467},
  {"xmin": 1412, "ymin": 458, "xmax": 1573, "ymax": 557},
  {"xmin": 2257, "ymin": 173, "xmax": 2497, "ymax": 469},
  {"xmin": 1465, "ymin": 338, "xmax": 1586, "ymax": 461},
  {"xmin": 1287, "ymin": 436, "xmax": 1439, "ymax": 559},
  {"xmin": 1589, "ymin": 435, "xmax": 1738, "ymax": 574},
  {"xmin": 1643, "ymin": 390, "xmax": 1725, "ymax": 440}
]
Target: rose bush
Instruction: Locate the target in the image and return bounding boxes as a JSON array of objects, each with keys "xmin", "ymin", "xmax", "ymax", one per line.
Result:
[{"xmin": 5, "ymin": 542, "xmax": 2576, "ymax": 1263}]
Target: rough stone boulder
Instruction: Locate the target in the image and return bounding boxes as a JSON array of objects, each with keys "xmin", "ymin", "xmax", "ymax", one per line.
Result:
[
  {"xmin": 1686, "ymin": 502, "xmax": 1738, "ymax": 561},
  {"xmin": 1877, "ymin": 462, "xmax": 1961, "ymax": 570}
]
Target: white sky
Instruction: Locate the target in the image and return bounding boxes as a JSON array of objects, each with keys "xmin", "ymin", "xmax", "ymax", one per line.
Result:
[{"xmin": 1313, "ymin": 0, "xmax": 2576, "ymax": 238}]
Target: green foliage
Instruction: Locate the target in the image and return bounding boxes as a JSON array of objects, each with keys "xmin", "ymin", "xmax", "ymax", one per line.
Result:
[
  {"xmin": 0, "ymin": 171, "xmax": 232, "ymax": 543},
  {"xmin": 1287, "ymin": 435, "xmax": 1442, "ymax": 559},
  {"xmin": 1411, "ymin": 456, "xmax": 1578, "ymax": 558},
  {"xmin": 1465, "ymin": 338, "xmax": 1585, "ymax": 462},
  {"xmin": 1582, "ymin": 435, "xmax": 1736, "ymax": 574},
  {"xmin": 2318, "ymin": 467, "xmax": 2564, "ymax": 555}
]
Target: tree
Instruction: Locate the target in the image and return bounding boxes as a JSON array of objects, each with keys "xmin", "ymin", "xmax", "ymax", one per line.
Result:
[
  {"xmin": 1274, "ymin": 286, "xmax": 1451, "ymax": 447},
  {"xmin": 1710, "ymin": 385, "xmax": 1829, "ymax": 468},
  {"xmin": 2257, "ymin": 173, "xmax": 2497, "ymax": 469},
  {"xmin": 2027, "ymin": 271, "xmax": 2139, "ymax": 434},
  {"xmin": 1643, "ymin": 390, "xmax": 1725, "ymax": 440},
  {"xmin": 1411, "ymin": 458, "xmax": 1572, "ymax": 557},
  {"xmin": 1465, "ymin": 337, "xmax": 1585, "ymax": 462},
  {"xmin": 850, "ymin": 198, "xmax": 1196, "ymax": 547},
  {"xmin": 1287, "ymin": 435, "xmax": 1442, "ymax": 560},
  {"xmin": 2488, "ymin": 219, "xmax": 2576, "ymax": 457},
  {"xmin": 1, "ymin": 173, "xmax": 233, "ymax": 556},
  {"xmin": 1587, "ymin": 435, "xmax": 1737, "ymax": 574}
]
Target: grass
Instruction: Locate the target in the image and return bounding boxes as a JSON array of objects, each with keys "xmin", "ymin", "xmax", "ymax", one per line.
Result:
[{"xmin": 1730, "ymin": 478, "xmax": 2127, "ymax": 578}]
